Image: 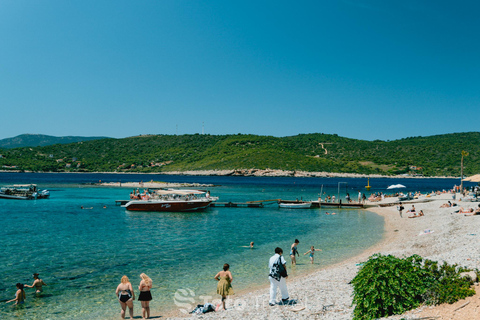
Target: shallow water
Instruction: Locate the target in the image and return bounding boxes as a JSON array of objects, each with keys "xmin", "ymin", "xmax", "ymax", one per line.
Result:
[{"xmin": 0, "ymin": 173, "xmax": 467, "ymax": 319}]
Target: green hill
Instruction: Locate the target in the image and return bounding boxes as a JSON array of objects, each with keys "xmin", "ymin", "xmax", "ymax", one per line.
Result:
[
  {"xmin": 0, "ymin": 132, "xmax": 479, "ymax": 177},
  {"xmin": 0, "ymin": 134, "xmax": 109, "ymax": 149}
]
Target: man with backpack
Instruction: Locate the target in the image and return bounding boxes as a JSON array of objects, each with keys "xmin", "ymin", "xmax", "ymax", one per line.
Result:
[{"xmin": 268, "ymin": 247, "xmax": 289, "ymax": 306}]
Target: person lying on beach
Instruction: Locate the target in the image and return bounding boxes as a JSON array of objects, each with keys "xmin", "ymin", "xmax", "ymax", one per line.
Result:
[
  {"xmin": 304, "ymin": 246, "xmax": 322, "ymax": 264},
  {"xmin": 24, "ymin": 273, "xmax": 47, "ymax": 293},
  {"xmin": 406, "ymin": 205, "xmax": 416, "ymax": 213},
  {"xmin": 465, "ymin": 205, "xmax": 480, "ymax": 216},
  {"xmin": 440, "ymin": 201, "xmax": 453, "ymax": 208},
  {"xmin": 408, "ymin": 210, "xmax": 424, "ymax": 218},
  {"xmin": 455, "ymin": 207, "xmax": 474, "ymax": 214}
]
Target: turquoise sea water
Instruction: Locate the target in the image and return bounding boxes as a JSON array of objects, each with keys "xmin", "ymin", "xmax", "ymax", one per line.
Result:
[{"xmin": 0, "ymin": 173, "xmax": 467, "ymax": 319}]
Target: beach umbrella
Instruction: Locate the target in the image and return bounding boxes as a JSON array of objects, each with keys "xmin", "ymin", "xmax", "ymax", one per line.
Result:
[
  {"xmin": 387, "ymin": 184, "xmax": 406, "ymax": 189},
  {"xmin": 463, "ymin": 174, "xmax": 480, "ymax": 182}
]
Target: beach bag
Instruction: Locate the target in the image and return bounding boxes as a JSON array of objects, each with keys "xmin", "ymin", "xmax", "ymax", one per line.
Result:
[
  {"xmin": 270, "ymin": 256, "xmax": 287, "ymax": 280},
  {"xmin": 278, "ymin": 257, "xmax": 288, "ymax": 278},
  {"xmin": 190, "ymin": 303, "xmax": 215, "ymax": 314}
]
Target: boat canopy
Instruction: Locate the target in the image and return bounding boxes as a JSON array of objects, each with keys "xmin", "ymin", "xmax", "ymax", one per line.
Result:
[{"xmin": 154, "ymin": 189, "xmax": 207, "ymax": 196}]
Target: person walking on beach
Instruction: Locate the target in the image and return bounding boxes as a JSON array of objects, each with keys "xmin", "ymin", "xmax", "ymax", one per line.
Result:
[
  {"xmin": 304, "ymin": 246, "xmax": 322, "ymax": 264},
  {"xmin": 398, "ymin": 202, "xmax": 404, "ymax": 218},
  {"xmin": 116, "ymin": 275, "xmax": 135, "ymax": 319},
  {"xmin": 6, "ymin": 283, "xmax": 26, "ymax": 305},
  {"xmin": 214, "ymin": 263, "xmax": 234, "ymax": 310},
  {"xmin": 24, "ymin": 273, "xmax": 47, "ymax": 293},
  {"xmin": 268, "ymin": 247, "xmax": 289, "ymax": 306},
  {"xmin": 138, "ymin": 273, "xmax": 153, "ymax": 319},
  {"xmin": 290, "ymin": 239, "xmax": 300, "ymax": 265}
]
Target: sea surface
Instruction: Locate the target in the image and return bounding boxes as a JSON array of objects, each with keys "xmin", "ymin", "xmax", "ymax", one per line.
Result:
[{"xmin": 0, "ymin": 172, "xmax": 470, "ymax": 319}]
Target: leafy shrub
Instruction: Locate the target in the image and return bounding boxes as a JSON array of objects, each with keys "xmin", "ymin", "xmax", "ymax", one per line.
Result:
[{"xmin": 351, "ymin": 254, "xmax": 475, "ymax": 320}]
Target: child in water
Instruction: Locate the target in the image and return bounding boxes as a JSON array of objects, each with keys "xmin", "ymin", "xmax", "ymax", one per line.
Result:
[{"xmin": 304, "ymin": 246, "xmax": 322, "ymax": 264}]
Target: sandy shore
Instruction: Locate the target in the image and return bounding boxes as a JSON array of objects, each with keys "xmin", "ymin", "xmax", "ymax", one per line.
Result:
[{"xmin": 152, "ymin": 193, "xmax": 480, "ymax": 319}]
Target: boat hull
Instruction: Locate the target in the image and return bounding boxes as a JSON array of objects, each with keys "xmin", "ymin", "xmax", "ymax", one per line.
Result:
[
  {"xmin": 279, "ymin": 202, "xmax": 312, "ymax": 209},
  {"xmin": 122, "ymin": 199, "xmax": 213, "ymax": 212},
  {"xmin": 0, "ymin": 193, "xmax": 31, "ymax": 200}
]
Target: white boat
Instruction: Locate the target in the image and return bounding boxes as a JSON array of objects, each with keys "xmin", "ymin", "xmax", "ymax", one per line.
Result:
[
  {"xmin": 278, "ymin": 202, "xmax": 312, "ymax": 209},
  {"xmin": 122, "ymin": 189, "xmax": 218, "ymax": 212},
  {"xmin": 0, "ymin": 184, "xmax": 50, "ymax": 200}
]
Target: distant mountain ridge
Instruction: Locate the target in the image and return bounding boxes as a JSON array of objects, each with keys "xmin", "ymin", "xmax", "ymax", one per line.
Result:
[{"xmin": 0, "ymin": 134, "xmax": 109, "ymax": 149}]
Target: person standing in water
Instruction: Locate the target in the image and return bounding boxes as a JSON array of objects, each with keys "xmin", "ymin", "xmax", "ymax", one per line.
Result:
[
  {"xmin": 214, "ymin": 263, "xmax": 234, "ymax": 310},
  {"xmin": 116, "ymin": 275, "xmax": 135, "ymax": 319},
  {"xmin": 290, "ymin": 239, "xmax": 300, "ymax": 265},
  {"xmin": 304, "ymin": 246, "xmax": 322, "ymax": 264},
  {"xmin": 6, "ymin": 283, "xmax": 26, "ymax": 304},
  {"xmin": 24, "ymin": 273, "xmax": 47, "ymax": 293},
  {"xmin": 138, "ymin": 273, "xmax": 153, "ymax": 319}
]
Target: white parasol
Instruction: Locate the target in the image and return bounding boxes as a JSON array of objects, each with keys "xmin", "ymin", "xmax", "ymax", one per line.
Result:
[{"xmin": 387, "ymin": 184, "xmax": 406, "ymax": 189}]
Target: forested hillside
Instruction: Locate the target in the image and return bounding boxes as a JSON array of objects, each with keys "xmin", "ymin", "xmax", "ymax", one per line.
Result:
[{"xmin": 0, "ymin": 132, "xmax": 479, "ymax": 177}]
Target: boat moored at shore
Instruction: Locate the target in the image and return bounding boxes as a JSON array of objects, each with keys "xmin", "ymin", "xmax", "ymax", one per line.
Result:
[{"xmin": 278, "ymin": 201, "xmax": 313, "ymax": 209}]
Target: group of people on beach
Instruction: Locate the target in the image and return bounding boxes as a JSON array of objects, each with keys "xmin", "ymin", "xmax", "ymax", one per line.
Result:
[
  {"xmin": 208, "ymin": 239, "xmax": 322, "ymax": 312},
  {"xmin": 318, "ymin": 192, "xmax": 367, "ymax": 204},
  {"xmin": 455, "ymin": 204, "xmax": 480, "ymax": 216},
  {"xmin": 115, "ymin": 273, "xmax": 153, "ymax": 319},
  {"xmin": 289, "ymin": 239, "xmax": 322, "ymax": 265},
  {"xmin": 6, "ymin": 273, "xmax": 46, "ymax": 305}
]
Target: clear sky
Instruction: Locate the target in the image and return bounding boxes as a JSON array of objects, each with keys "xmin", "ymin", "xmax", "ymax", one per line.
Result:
[{"xmin": 1, "ymin": 1, "xmax": 478, "ymax": 141}]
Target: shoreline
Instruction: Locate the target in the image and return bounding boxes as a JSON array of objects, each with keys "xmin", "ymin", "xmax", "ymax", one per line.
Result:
[
  {"xmin": 153, "ymin": 192, "xmax": 480, "ymax": 319},
  {"xmin": 0, "ymin": 169, "xmax": 460, "ymax": 179}
]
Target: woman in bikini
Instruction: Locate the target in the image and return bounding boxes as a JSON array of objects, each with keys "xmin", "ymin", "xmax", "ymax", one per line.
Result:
[
  {"xmin": 138, "ymin": 273, "xmax": 153, "ymax": 319},
  {"xmin": 116, "ymin": 275, "xmax": 135, "ymax": 319},
  {"xmin": 24, "ymin": 273, "xmax": 47, "ymax": 293},
  {"xmin": 6, "ymin": 283, "xmax": 26, "ymax": 305}
]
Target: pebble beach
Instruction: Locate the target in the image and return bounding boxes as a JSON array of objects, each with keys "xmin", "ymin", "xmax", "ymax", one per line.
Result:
[{"xmin": 160, "ymin": 192, "xmax": 480, "ymax": 320}]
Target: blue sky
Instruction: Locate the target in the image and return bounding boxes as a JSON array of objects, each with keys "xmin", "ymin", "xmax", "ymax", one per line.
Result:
[{"xmin": 1, "ymin": 1, "xmax": 478, "ymax": 141}]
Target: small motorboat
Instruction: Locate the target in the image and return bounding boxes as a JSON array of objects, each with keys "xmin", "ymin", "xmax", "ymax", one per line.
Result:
[{"xmin": 0, "ymin": 184, "xmax": 50, "ymax": 200}]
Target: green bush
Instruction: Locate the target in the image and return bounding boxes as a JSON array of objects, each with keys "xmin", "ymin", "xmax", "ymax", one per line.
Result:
[{"xmin": 351, "ymin": 254, "xmax": 475, "ymax": 320}]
